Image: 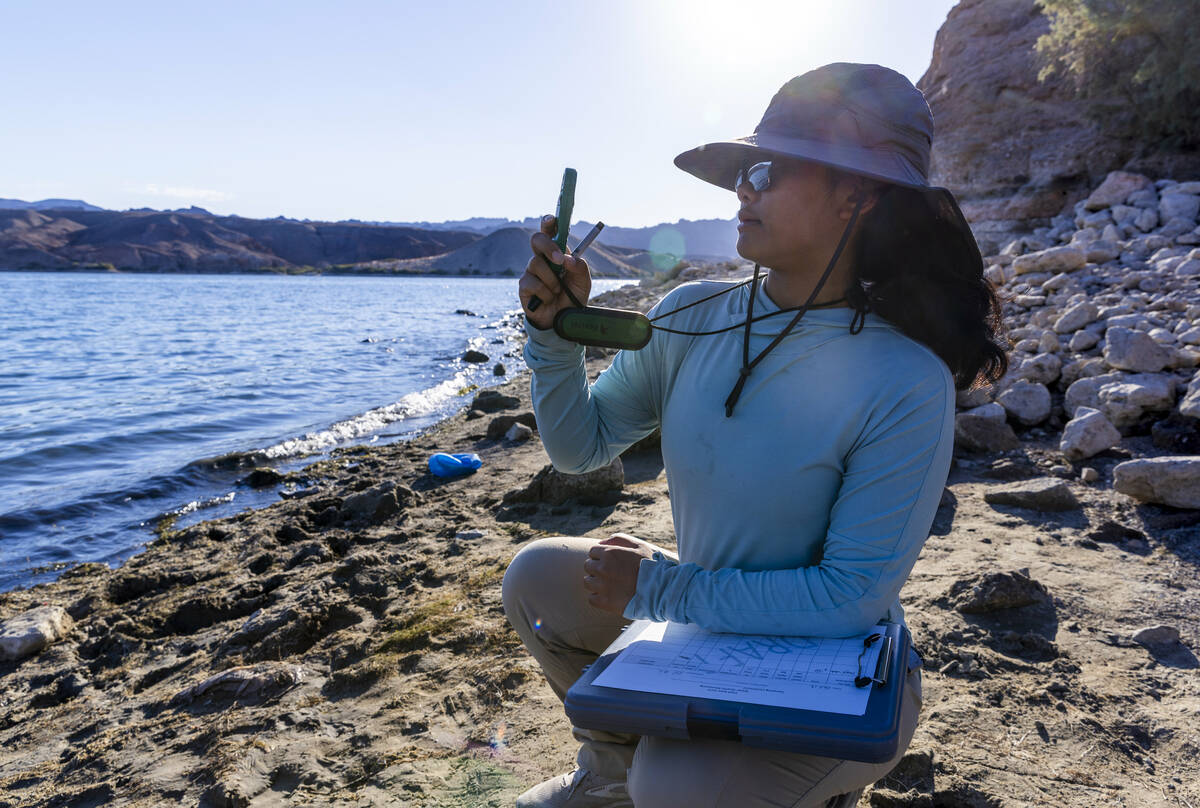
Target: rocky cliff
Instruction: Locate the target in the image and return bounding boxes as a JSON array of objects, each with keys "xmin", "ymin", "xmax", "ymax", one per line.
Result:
[
  {"xmin": 0, "ymin": 208, "xmax": 482, "ymax": 273},
  {"xmin": 920, "ymin": 0, "xmax": 1200, "ymax": 252}
]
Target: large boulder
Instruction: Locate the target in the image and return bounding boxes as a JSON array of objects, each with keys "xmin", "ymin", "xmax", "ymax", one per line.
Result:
[
  {"xmin": 1011, "ymin": 246, "xmax": 1086, "ymax": 277},
  {"xmin": 1085, "ymin": 171, "xmax": 1154, "ymax": 210},
  {"xmin": 1059, "ymin": 407, "xmax": 1122, "ymax": 461},
  {"xmin": 504, "ymin": 458, "xmax": 625, "ymax": 506},
  {"xmin": 1103, "ymin": 327, "xmax": 1170, "ymax": 373},
  {"xmin": 1097, "ymin": 376, "xmax": 1178, "ymax": 431},
  {"xmin": 1113, "ymin": 457, "xmax": 1200, "ymax": 509},
  {"xmin": 997, "ymin": 380, "xmax": 1051, "ymax": 426},
  {"xmin": 1159, "ymin": 191, "xmax": 1200, "ymax": 223},
  {"xmin": 1065, "ymin": 372, "xmax": 1176, "ymax": 430},
  {"xmin": 1179, "ymin": 375, "xmax": 1200, "ymax": 419},
  {"xmin": 955, "ymin": 403, "xmax": 1020, "ymax": 452},
  {"xmin": 984, "ymin": 478, "xmax": 1080, "ymax": 512},
  {"xmin": 947, "ymin": 569, "xmax": 1052, "ymax": 614},
  {"xmin": 1011, "ymin": 352, "xmax": 1062, "ymax": 386}
]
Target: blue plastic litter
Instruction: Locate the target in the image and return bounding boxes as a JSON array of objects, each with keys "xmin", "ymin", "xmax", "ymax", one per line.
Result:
[{"xmin": 428, "ymin": 452, "xmax": 483, "ymax": 478}]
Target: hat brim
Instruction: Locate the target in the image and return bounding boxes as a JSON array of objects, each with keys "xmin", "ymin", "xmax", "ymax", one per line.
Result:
[
  {"xmin": 674, "ymin": 132, "xmax": 928, "ymax": 192},
  {"xmin": 675, "ymin": 134, "xmax": 981, "ymax": 256}
]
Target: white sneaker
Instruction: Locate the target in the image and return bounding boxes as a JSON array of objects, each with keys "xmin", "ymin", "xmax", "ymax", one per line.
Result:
[{"xmin": 515, "ymin": 768, "xmax": 633, "ymax": 808}]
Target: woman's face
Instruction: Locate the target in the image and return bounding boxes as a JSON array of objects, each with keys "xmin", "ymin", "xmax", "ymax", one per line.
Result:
[{"xmin": 734, "ymin": 158, "xmax": 855, "ymax": 270}]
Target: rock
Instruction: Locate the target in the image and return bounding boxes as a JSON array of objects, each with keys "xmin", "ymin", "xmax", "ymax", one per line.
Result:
[
  {"xmin": 955, "ymin": 404, "xmax": 1020, "ymax": 452},
  {"xmin": 244, "ymin": 467, "xmax": 285, "ymax": 488},
  {"xmin": 1088, "ymin": 240, "xmax": 1121, "ymax": 262},
  {"xmin": 1113, "ymin": 457, "xmax": 1200, "ymax": 509},
  {"xmin": 1060, "ymin": 356, "xmax": 1108, "ymax": 389},
  {"xmin": 1053, "ymin": 301, "xmax": 1098, "ymax": 334},
  {"xmin": 1014, "ymin": 352, "xmax": 1062, "ymax": 386},
  {"xmin": 504, "ymin": 458, "xmax": 625, "ymax": 506},
  {"xmin": 505, "ymin": 423, "xmax": 534, "ymax": 442},
  {"xmin": 1066, "ymin": 372, "xmax": 1176, "ymax": 430},
  {"xmin": 455, "ymin": 309, "xmax": 477, "ymax": 316},
  {"xmin": 984, "ymin": 478, "xmax": 1080, "ymax": 511},
  {"xmin": 1104, "ymin": 327, "xmax": 1170, "ymax": 372},
  {"xmin": 0, "ymin": 606, "xmax": 74, "ymax": 662},
  {"xmin": 470, "ymin": 389, "xmax": 519, "ymax": 413},
  {"xmin": 1176, "ymin": 258, "xmax": 1200, "ymax": 278},
  {"xmin": 340, "ymin": 481, "xmax": 417, "ymax": 523},
  {"xmin": 997, "ymin": 380, "xmax": 1051, "ymax": 426},
  {"xmin": 1011, "ymin": 246, "xmax": 1086, "ymax": 276},
  {"xmin": 462, "ymin": 350, "xmax": 489, "ymax": 363},
  {"xmin": 956, "ymin": 385, "xmax": 995, "ymax": 409},
  {"xmin": 1085, "ymin": 172, "xmax": 1154, "ymax": 210},
  {"xmin": 947, "ymin": 569, "xmax": 1051, "ymax": 614},
  {"xmin": 1131, "ymin": 625, "xmax": 1181, "ymax": 649},
  {"xmin": 1151, "ymin": 413, "xmax": 1200, "ymax": 452},
  {"xmin": 913, "ymin": 0, "xmax": 1200, "ymax": 253},
  {"xmin": 1180, "ymin": 376, "xmax": 1200, "ymax": 419},
  {"xmin": 1159, "ymin": 192, "xmax": 1200, "ymax": 223},
  {"xmin": 172, "ymin": 662, "xmax": 305, "ymax": 704},
  {"xmin": 1069, "ymin": 329, "xmax": 1101, "ymax": 351},
  {"xmin": 1097, "ymin": 375, "xmax": 1177, "ymax": 431},
  {"xmin": 1134, "ymin": 208, "xmax": 1159, "ymax": 231},
  {"xmin": 486, "ymin": 412, "xmax": 537, "ymax": 440},
  {"xmin": 1064, "ymin": 373, "xmax": 1119, "ymax": 417},
  {"xmin": 1080, "ymin": 467, "xmax": 1100, "ymax": 483},
  {"xmin": 1060, "ymin": 408, "xmax": 1122, "ymax": 461},
  {"xmin": 492, "ymin": 362, "xmax": 506, "ymax": 376},
  {"xmin": 1111, "ymin": 204, "xmax": 1139, "ymax": 225}
]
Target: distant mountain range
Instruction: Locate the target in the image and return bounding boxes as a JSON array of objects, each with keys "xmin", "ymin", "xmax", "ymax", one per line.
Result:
[
  {"xmin": 376, "ymin": 215, "xmax": 739, "ymax": 260},
  {"xmin": 0, "ymin": 197, "xmax": 105, "ymax": 212},
  {"xmin": 0, "ymin": 198, "xmax": 738, "ymax": 275}
]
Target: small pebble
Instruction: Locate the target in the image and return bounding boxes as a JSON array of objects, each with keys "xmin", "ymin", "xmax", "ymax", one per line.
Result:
[{"xmin": 1080, "ymin": 467, "xmax": 1100, "ymax": 483}]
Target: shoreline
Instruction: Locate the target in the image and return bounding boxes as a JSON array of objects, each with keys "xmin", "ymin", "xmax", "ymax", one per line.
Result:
[
  {"xmin": 0, "ymin": 266, "xmax": 646, "ymax": 279},
  {"xmin": 1, "ymin": 263, "xmax": 1197, "ymax": 807}
]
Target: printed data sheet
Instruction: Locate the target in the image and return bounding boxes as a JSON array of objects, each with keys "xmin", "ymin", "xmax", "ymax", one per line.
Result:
[{"xmin": 592, "ymin": 620, "xmax": 887, "ymax": 716}]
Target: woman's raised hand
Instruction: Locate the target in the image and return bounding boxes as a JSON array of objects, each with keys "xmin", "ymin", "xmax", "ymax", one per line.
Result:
[{"xmin": 520, "ymin": 214, "xmax": 592, "ymax": 330}]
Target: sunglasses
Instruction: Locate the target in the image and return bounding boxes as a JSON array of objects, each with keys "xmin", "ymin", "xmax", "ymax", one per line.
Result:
[
  {"xmin": 734, "ymin": 161, "xmax": 776, "ymax": 193},
  {"xmin": 734, "ymin": 160, "xmax": 792, "ymax": 193}
]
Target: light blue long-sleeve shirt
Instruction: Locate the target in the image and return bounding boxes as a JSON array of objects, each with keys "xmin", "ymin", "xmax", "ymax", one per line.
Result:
[{"xmin": 523, "ymin": 280, "xmax": 955, "ymax": 638}]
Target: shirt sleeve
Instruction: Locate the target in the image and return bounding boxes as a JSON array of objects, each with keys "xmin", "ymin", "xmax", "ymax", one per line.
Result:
[
  {"xmin": 522, "ymin": 307, "xmax": 666, "ymax": 474},
  {"xmin": 622, "ymin": 367, "xmax": 954, "ymax": 637}
]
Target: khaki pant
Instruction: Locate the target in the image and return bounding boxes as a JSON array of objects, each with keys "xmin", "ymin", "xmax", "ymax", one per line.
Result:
[{"xmin": 502, "ymin": 537, "xmax": 923, "ymax": 808}]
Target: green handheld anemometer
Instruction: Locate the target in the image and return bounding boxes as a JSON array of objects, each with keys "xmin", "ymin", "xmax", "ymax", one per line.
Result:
[{"xmin": 527, "ymin": 168, "xmax": 653, "ymax": 351}]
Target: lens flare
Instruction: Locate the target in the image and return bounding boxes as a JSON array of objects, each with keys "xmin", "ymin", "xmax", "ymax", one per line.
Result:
[
  {"xmin": 649, "ymin": 228, "xmax": 686, "ymax": 271},
  {"xmin": 491, "ymin": 721, "xmax": 508, "ymax": 751},
  {"xmin": 533, "ymin": 617, "xmax": 542, "ymax": 630}
]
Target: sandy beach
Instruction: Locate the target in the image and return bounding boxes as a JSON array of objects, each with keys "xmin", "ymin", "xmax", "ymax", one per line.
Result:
[{"xmin": 1, "ymin": 267, "xmax": 1198, "ymax": 808}]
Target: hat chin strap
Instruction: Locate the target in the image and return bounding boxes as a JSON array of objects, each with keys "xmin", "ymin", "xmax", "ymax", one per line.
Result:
[{"xmin": 724, "ymin": 198, "xmax": 864, "ymax": 418}]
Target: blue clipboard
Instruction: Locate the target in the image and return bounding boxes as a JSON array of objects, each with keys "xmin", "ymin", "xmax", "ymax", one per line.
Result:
[{"xmin": 565, "ymin": 621, "xmax": 912, "ymax": 763}]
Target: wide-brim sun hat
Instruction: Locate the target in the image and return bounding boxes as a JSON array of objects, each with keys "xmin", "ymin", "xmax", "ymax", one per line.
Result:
[{"xmin": 674, "ymin": 62, "xmax": 979, "ymax": 254}]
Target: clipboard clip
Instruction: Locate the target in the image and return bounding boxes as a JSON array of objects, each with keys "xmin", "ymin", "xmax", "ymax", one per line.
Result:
[{"xmin": 854, "ymin": 633, "xmax": 892, "ymax": 689}]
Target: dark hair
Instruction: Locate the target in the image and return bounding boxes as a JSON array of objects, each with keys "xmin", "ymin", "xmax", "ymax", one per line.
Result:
[{"xmin": 844, "ymin": 184, "xmax": 1008, "ymax": 390}]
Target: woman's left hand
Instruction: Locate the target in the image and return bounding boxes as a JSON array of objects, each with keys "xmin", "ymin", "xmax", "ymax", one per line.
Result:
[{"xmin": 583, "ymin": 533, "xmax": 655, "ymax": 614}]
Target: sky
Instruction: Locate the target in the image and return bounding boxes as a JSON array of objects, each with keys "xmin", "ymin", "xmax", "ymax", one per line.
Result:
[{"xmin": 1, "ymin": 1, "xmax": 958, "ymax": 228}]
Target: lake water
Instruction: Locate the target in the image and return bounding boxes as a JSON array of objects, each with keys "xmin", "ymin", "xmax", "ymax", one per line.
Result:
[{"xmin": 0, "ymin": 272, "xmax": 631, "ymax": 593}]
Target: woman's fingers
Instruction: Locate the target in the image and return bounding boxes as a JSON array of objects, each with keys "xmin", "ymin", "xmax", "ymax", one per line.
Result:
[
  {"xmin": 518, "ymin": 272, "xmax": 555, "ymax": 312},
  {"xmin": 600, "ymin": 533, "xmax": 642, "ymax": 549}
]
